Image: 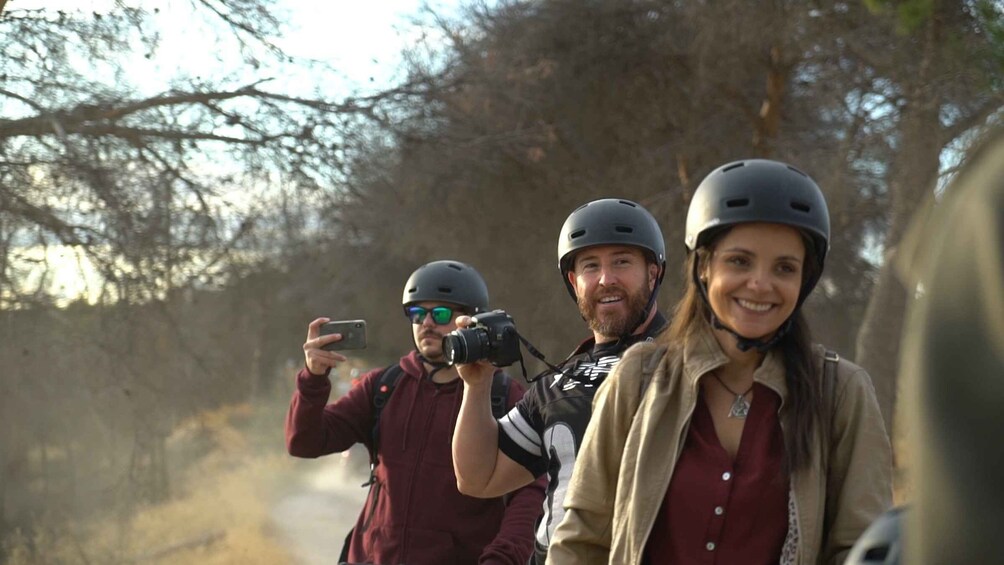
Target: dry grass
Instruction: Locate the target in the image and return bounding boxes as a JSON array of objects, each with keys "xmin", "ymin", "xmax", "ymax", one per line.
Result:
[
  {"xmin": 121, "ymin": 453, "xmax": 294, "ymax": 565},
  {"xmin": 5, "ymin": 402, "xmax": 305, "ymax": 565}
]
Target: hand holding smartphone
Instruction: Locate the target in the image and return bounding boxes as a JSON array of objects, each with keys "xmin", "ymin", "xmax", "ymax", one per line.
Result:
[{"xmin": 319, "ymin": 320, "xmax": 368, "ymax": 351}]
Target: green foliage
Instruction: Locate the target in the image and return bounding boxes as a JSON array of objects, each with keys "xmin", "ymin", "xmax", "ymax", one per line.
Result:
[
  {"xmin": 864, "ymin": 0, "xmax": 936, "ymax": 33},
  {"xmin": 974, "ymin": 0, "xmax": 1004, "ymax": 87}
]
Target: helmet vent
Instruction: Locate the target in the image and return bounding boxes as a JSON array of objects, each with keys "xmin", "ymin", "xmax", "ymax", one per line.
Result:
[
  {"xmin": 407, "ymin": 287, "xmax": 417, "ymax": 293},
  {"xmin": 618, "ymin": 200, "xmax": 638, "ymax": 207},
  {"xmin": 446, "ymin": 263, "xmax": 462, "ymax": 271},
  {"xmin": 790, "ymin": 201, "xmax": 811, "ymax": 213},
  {"xmin": 614, "ymin": 225, "xmax": 634, "ymax": 233},
  {"xmin": 787, "ymin": 165, "xmax": 808, "ymax": 177},
  {"xmin": 722, "ymin": 162, "xmax": 745, "ymax": 173},
  {"xmin": 437, "ymin": 286, "xmax": 453, "ymax": 294},
  {"xmin": 569, "ymin": 229, "xmax": 586, "ymax": 239},
  {"xmin": 863, "ymin": 547, "xmax": 889, "ymax": 560},
  {"xmin": 725, "ymin": 198, "xmax": 749, "ymax": 208}
]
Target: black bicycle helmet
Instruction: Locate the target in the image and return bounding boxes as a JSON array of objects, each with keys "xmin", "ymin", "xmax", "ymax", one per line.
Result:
[
  {"xmin": 845, "ymin": 506, "xmax": 904, "ymax": 565},
  {"xmin": 685, "ymin": 159, "xmax": 830, "ymax": 351},
  {"xmin": 402, "ymin": 260, "xmax": 489, "ymax": 313},
  {"xmin": 557, "ymin": 198, "xmax": 667, "ymax": 299},
  {"xmin": 685, "ymin": 158, "xmax": 830, "ymax": 295}
]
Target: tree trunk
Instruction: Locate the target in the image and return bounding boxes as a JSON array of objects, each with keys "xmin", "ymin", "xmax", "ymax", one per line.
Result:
[
  {"xmin": 855, "ymin": 17, "xmax": 942, "ymax": 434},
  {"xmin": 855, "ymin": 252, "xmax": 911, "ymax": 430}
]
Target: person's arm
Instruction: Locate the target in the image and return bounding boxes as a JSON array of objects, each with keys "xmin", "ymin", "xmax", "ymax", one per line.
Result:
[
  {"xmin": 453, "ymin": 360, "xmax": 536, "ymax": 497},
  {"xmin": 285, "ymin": 317, "xmax": 375, "ymax": 457},
  {"xmin": 479, "ymin": 380, "xmax": 548, "ymax": 565},
  {"xmin": 479, "ymin": 473, "xmax": 548, "ymax": 564},
  {"xmin": 285, "ymin": 366, "xmax": 378, "ymax": 457},
  {"xmin": 821, "ymin": 362, "xmax": 893, "ymax": 565},
  {"xmin": 547, "ymin": 345, "xmax": 649, "ymax": 564}
]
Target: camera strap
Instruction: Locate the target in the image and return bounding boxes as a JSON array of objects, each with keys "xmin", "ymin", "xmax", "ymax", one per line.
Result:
[{"xmin": 516, "ymin": 331, "xmax": 578, "ymax": 383}]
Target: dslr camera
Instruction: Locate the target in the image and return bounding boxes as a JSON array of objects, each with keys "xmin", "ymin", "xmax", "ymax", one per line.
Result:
[{"xmin": 442, "ymin": 309, "xmax": 521, "ymax": 367}]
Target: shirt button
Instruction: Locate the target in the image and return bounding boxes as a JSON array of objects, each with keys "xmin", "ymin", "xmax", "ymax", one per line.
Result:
[
  {"xmin": 714, "ymin": 506, "xmax": 724, "ymax": 516},
  {"xmin": 706, "ymin": 542, "xmax": 716, "ymax": 551},
  {"xmin": 722, "ymin": 471, "xmax": 732, "ymax": 481}
]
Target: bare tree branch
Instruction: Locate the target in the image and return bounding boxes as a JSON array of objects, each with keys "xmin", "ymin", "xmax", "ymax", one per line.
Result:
[{"xmin": 940, "ymin": 96, "xmax": 1004, "ymax": 146}]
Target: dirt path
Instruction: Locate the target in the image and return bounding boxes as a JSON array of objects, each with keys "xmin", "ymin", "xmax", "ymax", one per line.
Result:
[{"xmin": 271, "ymin": 448, "xmax": 370, "ymax": 565}]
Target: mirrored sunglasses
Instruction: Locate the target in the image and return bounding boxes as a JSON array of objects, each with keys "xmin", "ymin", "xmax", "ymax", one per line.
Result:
[{"xmin": 404, "ymin": 305, "xmax": 456, "ymax": 325}]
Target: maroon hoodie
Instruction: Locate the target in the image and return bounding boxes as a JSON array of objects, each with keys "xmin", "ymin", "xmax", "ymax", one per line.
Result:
[{"xmin": 286, "ymin": 350, "xmax": 544, "ymax": 565}]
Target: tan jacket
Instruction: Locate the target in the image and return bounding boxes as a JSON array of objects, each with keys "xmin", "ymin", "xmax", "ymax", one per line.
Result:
[{"xmin": 547, "ymin": 327, "xmax": 892, "ymax": 565}]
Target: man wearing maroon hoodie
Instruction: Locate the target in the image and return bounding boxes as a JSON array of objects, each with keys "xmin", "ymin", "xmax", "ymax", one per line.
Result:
[{"xmin": 286, "ymin": 260, "xmax": 545, "ymax": 565}]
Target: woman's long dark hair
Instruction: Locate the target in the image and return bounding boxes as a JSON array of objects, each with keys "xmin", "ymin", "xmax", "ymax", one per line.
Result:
[{"xmin": 661, "ymin": 232, "xmax": 823, "ymax": 474}]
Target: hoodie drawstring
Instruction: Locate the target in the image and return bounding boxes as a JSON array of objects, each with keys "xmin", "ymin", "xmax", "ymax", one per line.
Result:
[
  {"xmin": 401, "ymin": 378, "xmax": 421, "ymax": 453},
  {"xmin": 449, "ymin": 384, "xmax": 464, "ymax": 446}
]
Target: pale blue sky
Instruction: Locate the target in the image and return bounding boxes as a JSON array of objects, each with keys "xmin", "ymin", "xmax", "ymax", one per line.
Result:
[
  {"xmin": 278, "ymin": 0, "xmax": 465, "ymax": 93},
  {"xmin": 8, "ymin": 0, "xmax": 468, "ymax": 302},
  {"xmin": 12, "ymin": 0, "xmax": 466, "ymax": 97}
]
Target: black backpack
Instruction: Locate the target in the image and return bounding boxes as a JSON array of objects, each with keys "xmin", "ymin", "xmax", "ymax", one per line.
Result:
[
  {"xmin": 339, "ymin": 365, "xmax": 512, "ymax": 564},
  {"xmin": 363, "ymin": 363, "xmax": 512, "ymax": 485}
]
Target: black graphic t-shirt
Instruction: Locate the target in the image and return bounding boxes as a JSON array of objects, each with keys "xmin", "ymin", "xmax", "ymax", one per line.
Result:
[{"xmin": 497, "ymin": 313, "xmax": 667, "ymax": 564}]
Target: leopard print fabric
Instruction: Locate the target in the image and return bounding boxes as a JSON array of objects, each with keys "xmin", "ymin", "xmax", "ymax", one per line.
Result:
[{"xmin": 779, "ymin": 486, "xmax": 799, "ymax": 565}]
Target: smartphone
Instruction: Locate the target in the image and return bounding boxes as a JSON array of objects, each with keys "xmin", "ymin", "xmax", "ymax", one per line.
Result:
[{"xmin": 320, "ymin": 320, "xmax": 367, "ymax": 351}]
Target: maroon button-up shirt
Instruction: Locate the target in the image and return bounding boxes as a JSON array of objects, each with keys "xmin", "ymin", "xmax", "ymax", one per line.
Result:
[{"xmin": 645, "ymin": 382, "xmax": 788, "ymax": 564}]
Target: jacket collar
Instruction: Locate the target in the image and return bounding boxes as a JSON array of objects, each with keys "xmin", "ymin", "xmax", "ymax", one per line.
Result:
[{"xmin": 682, "ymin": 323, "xmax": 790, "ymax": 403}]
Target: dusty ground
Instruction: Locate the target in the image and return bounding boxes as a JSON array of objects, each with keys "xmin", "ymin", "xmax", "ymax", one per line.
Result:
[
  {"xmin": 271, "ymin": 447, "xmax": 370, "ymax": 564},
  {"xmin": 3, "ymin": 403, "xmax": 372, "ymax": 565}
]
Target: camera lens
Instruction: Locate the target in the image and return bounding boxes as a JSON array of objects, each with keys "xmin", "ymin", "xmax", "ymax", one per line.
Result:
[
  {"xmin": 442, "ymin": 333, "xmax": 467, "ymax": 365},
  {"xmin": 443, "ymin": 327, "xmax": 489, "ymax": 365}
]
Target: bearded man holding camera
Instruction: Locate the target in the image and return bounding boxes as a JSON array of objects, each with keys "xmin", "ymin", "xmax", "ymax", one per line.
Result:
[{"xmin": 451, "ymin": 200, "xmax": 669, "ymax": 565}]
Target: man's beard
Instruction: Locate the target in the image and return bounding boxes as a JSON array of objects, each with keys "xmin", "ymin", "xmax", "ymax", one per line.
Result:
[{"xmin": 578, "ymin": 284, "xmax": 650, "ymax": 339}]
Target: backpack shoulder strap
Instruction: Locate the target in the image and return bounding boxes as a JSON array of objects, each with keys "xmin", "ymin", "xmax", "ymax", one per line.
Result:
[
  {"xmin": 820, "ymin": 349, "xmax": 841, "ymax": 537},
  {"xmin": 489, "ymin": 371, "xmax": 511, "ymax": 420},
  {"xmin": 822, "ymin": 349, "xmax": 840, "ymax": 465},
  {"xmin": 372, "ymin": 363, "xmax": 404, "ymax": 413},
  {"xmin": 362, "ymin": 363, "xmax": 404, "ymax": 486},
  {"xmin": 823, "ymin": 350, "xmax": 839, "ymax": 422},
  {"xmin": 823, "ymin": 350, "xmax": 839, "ymax": 390}
]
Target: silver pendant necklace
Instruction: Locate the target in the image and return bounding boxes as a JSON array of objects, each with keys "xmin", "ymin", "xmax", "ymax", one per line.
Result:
[{"xmin": 711, "ymin": 372, "xmax": 754, "ymax": 419}]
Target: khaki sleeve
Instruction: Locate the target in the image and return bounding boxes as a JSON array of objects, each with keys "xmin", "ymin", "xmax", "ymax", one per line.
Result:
[
  {"xmin": 547, "ymin": 344, "xmax": 651, "ymax": 565},
  {"xmin": 822, "ymin": 363, "xmax": 894, "ymax": 564}
]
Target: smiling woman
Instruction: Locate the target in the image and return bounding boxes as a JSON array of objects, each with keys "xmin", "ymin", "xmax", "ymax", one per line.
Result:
[{"xmin": 703, "ymin": 223, "xmax": 805, "ymax": 342}]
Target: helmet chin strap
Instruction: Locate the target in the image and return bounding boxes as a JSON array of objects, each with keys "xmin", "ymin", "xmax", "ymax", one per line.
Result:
[
  {"xmin": 710, "ymin": 312, "xmax": 793, "ymax": 352},
  {"xmin": 417, "ymin": 352, "xmax": 451, "ymax": 379},
  {"xmin": 612, "ymin": 266, "xmax": 663, "ymax": 345},
  {"xmin": 692, "ymin": 258, "xmax": 795, "ymax": 353},
  {"xmin": 412, "ymin": 335, "xmax": 452, "ymax": 375}
]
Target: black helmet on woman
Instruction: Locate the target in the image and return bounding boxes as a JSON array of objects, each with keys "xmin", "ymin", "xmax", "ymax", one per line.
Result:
[
  {"xmin": 686, "ymin": 159, "xmax": 830, "ymax": 292},
  {"xmin": 686, "ymin": 159, "xmax": 830, "ymax": 350}
]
